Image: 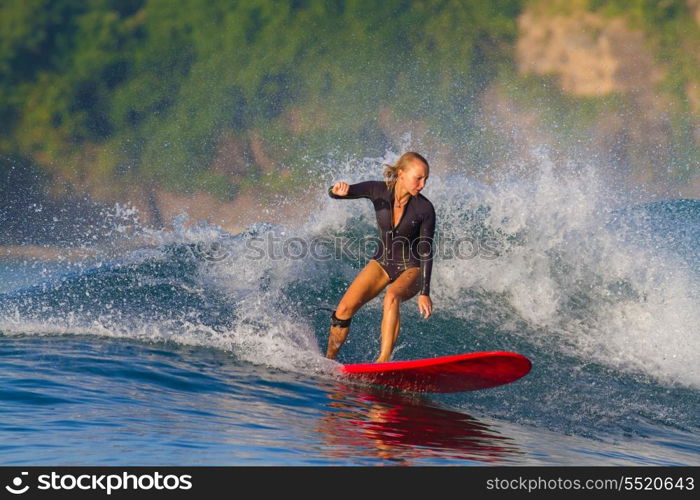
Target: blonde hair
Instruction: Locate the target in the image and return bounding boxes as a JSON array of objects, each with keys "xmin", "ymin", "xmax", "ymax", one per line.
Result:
[{"xmin": 383, "ymin": 152, "xmax": 429, "ymax": 190}]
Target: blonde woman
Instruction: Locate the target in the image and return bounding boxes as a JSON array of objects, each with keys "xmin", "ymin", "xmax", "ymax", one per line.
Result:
[{"xmin": 327, "ymin": 152, "xmax": 436, "ymax": 362}]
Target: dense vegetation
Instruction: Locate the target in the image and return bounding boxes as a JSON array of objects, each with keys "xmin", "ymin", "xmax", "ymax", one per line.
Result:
[{"xmin": 0, "ymin": 0, "xmax": 697, "ymax": 212}]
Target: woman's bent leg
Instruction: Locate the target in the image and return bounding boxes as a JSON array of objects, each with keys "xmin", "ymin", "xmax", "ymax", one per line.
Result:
[
  {"xmin": 326, "ymin": 260, "xmax": 390, "ymax": 360},
  {"xmin": 377, "ymin": 267, "xmax": 421, "ymax": 362}
]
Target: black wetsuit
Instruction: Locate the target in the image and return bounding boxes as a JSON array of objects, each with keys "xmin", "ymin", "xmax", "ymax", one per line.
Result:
[{"xmin": 329, "ymin": 181, "xmax": 435, "ymax": 296}]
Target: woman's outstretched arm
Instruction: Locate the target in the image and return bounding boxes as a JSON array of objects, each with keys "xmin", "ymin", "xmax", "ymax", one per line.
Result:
[{"xmin": 328, "ymin": 181, "xmax": 381, "ymax": 200}]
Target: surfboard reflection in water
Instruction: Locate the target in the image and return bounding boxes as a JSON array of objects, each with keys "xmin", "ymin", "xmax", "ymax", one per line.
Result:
[{"xmin": 318, "ymin": 385, "xmax": 522, "ymax": 464}]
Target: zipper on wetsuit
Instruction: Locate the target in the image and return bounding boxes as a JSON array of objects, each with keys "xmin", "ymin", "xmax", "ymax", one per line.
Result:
[{"xmin": 390, "ymin": 188, "xmax": 411, "ymax": 271}]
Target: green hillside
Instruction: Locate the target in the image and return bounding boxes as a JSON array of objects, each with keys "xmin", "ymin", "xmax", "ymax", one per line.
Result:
[{"xmin": 1, "ymin": 0, "xmax": 698, "ymax": 218}]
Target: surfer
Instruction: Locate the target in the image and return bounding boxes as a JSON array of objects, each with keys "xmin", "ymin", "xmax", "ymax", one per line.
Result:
[{"xmin": 326, "ymin": 152, "xmax": 435, "ymax": 362}]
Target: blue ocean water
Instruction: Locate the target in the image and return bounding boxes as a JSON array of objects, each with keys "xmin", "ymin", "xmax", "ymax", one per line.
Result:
[{"xmin": 0, "ymin": 161, "xmax": 698, "ymax": 465}]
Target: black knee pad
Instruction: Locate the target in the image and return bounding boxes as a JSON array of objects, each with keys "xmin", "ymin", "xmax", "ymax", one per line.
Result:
[{"xmin": 330, "ymin": 310, "xmax": 352, "ymax": 328}]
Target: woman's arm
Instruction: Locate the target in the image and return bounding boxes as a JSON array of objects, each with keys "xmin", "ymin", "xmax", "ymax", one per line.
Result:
[
  {"xmin": 328, "ymin": 181, "xmax": 380, "ymax": 200},
  {"xmin": 416, "ymin": 203, "xmax": 435, "ymax": 318},
  {"xmin": 417, "ymin": 203, "xmax": 436, "ymax": 296}
]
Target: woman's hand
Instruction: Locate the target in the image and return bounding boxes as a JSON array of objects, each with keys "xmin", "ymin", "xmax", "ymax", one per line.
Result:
[
  {"xmin": 418, "ymin": 294, "xmax": 432, "ymax": 319},
  {"xmin": 331, "ymin": 182, "xmax": 350, "ymax": 197}
]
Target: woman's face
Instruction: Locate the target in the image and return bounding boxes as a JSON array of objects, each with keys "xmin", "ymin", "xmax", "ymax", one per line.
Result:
[{"xmin": 399, "ymin": 160, "xmax": 429, "ymax": 196}]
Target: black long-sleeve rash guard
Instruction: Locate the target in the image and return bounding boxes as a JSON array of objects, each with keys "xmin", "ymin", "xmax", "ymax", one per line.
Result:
[{"xmin": 328, "ymin": 180, "xmax": 436, "ymax": 296}]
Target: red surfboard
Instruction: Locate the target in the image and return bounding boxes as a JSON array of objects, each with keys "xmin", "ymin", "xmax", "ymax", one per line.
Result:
[{"xmin": 339, "ymin": 351, "xmax": 531, "ymax": 393}]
